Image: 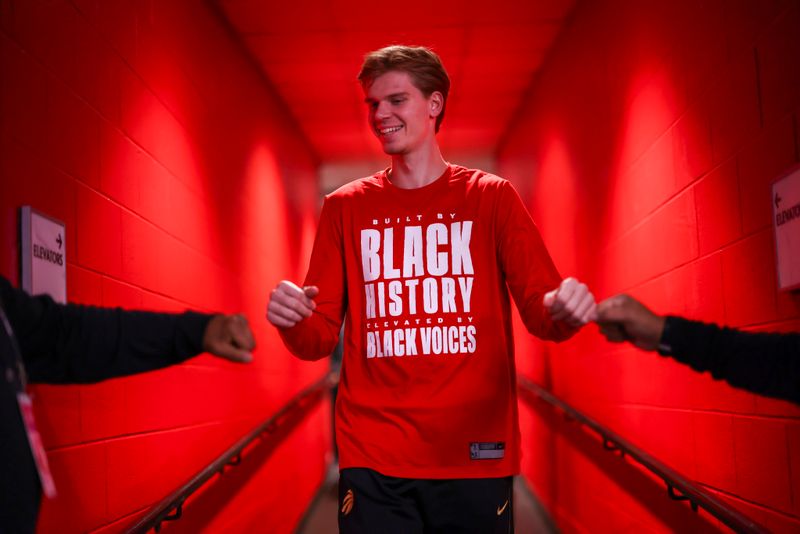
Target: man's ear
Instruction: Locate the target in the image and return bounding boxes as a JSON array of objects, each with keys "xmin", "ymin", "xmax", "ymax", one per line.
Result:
[{"xmin": 429, "ymin": 91, "xmax": 444, "ymax": 118}]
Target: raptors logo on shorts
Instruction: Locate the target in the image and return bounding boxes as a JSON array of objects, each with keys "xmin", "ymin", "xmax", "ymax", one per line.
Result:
[{"xmin": 341, "ymin": 489, "xmax": 354, "ymax": 516}]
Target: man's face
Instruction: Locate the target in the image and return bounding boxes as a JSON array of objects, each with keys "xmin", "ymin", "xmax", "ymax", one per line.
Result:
[{"xmin": 363, "ymin": 70, "xmax": 440, "ymax": 156}]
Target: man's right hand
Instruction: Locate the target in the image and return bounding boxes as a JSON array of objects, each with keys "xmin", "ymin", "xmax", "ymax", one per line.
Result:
[{"xmin": 266, "ymin": 281, "xmax": 319, "ymax": 328}]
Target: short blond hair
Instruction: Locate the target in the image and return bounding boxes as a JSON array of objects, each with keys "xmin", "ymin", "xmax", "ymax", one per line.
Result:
[{"xmin": 358, "ymin": 45, "xmax": 451, "ymax": 132}]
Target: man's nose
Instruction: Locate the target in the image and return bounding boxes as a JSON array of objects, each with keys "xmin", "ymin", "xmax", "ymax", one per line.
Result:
[{"xmin": 374, "ymin": 101, "xmax": 391, "ymax": 119}]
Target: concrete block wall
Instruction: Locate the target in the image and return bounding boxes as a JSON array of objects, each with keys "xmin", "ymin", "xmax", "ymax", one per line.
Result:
[
  {"xmin": 0, "ymin": 0, "xmax": 330, "ymax": 531},
  {"xmin": 499, "ymin": 1, "xmax": 800, "ymax": 531}
]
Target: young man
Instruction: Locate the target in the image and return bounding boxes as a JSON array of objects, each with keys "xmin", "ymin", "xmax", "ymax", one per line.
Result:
[{"xmin": 267, "ymin": 45, "xmax": 596, "ymax": 532}]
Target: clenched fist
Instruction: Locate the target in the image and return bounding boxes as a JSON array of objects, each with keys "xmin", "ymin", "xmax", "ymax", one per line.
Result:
[
  {"xmin": 267, "ymin": 280, "xmax": 319, "ymax": 329},
  {"xmin": 595, "ymin": 294, "xmax": 666, "ymax": 351},
  {"xmin": 543, "ymin": 277, "xmax": 597, "ymax": 327},
  {"xmin": 202, "ymin": 313, "xmax": 256, "ymax": 363}
]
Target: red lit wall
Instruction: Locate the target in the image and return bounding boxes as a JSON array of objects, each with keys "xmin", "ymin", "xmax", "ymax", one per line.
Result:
[
  {"xmin": 500, "ymin": 1, "xmax": 800, "ymax": 532},
  {"xmin": 0, "ymin": 1, "xmax": 329, "ymax": 532}
]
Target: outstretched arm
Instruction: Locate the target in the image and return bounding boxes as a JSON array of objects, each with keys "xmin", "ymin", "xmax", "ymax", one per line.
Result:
[
  {"xmin": 495, "ymin": 180, "xmax": 595, "ymax": 340},
  {"xmin": 596, "ymin": 294, "xmax": 800, "ymax": 405},
  {"xmin": 1, "ymin": 275, "xmax": 254, "ymax": 384},
  {"xmin": 267, "ymin": 195, "xmax": 347, "ymax": 360}
]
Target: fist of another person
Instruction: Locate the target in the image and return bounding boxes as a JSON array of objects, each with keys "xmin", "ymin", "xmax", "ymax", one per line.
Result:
[
  {"xmin": 266, "ymin": 280, "xmax": 319, "ymax": 329},
  {"xmin": 543, "ymin": 277, "xmax": 597, "ymax": 327},
  {"xmin": 202, "ymin": 313, "xmax": 256, "ymax": 363},
  {"xmin": 595, "ymin": 294, "xmax": 666, "ymax": 351}
]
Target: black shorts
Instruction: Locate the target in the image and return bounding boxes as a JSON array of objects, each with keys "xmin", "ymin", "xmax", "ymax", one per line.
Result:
[{"xmin": 338, "ymin": 468, "xmax": 514, "ymax": 534}]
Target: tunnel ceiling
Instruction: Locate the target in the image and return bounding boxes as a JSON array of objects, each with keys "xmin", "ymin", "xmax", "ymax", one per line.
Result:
[{"xmin": 215, "ymin": 0, "xmax": 576, "ymax": 165}]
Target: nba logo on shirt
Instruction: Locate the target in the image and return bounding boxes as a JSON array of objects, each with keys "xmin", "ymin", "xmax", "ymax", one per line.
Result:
[{"xmin": 470, "ymin": 442, "xmax": 505, "ymax": 460}]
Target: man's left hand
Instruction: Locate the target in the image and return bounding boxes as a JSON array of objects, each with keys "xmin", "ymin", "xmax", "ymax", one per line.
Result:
[
  {"xmin": 202, "ymin": 314, "xmax": 256, "ymax": 363},
  {"xmin": 543, "ymin": 277, "xmax": 597, "ymax": 327}
]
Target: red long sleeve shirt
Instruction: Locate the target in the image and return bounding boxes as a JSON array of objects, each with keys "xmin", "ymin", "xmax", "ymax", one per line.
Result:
[{"xmin": 280, "ymin": 164, "xmax": 574, "ymax": 478}]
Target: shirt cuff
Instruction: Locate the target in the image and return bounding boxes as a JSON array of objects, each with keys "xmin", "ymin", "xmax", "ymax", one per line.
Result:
[{"xmin": 657, "ymin": 315, "xmax": 675, "ymax": 355}]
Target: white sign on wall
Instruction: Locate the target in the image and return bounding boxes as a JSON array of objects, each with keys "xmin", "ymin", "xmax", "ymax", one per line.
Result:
[
  {"xmin": 20, "ymin": 206, "xmax": 67, "ymax": 304},
  {"xmin": 773, "ymin": 165, "xmax": 800, "ymax": 292}
]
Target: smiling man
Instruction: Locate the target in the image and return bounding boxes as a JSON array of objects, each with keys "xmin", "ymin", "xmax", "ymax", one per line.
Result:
[{"xmin": 267, "ymin": 45, "xmax": 596, "ymax": 533}]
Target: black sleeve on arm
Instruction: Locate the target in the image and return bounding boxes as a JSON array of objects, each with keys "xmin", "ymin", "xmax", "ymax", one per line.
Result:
[
  {"xmin": 660, "ymin": 315, "xmax": 800, "ymax": 405},
  {"xmin": 1, "ymin": 276, "xmax": 213, "ymax": 384}
]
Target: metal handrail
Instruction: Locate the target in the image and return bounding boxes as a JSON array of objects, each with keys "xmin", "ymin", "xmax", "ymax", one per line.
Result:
[
  {"xmin": 126, "ymin": 372, "xmax": 338, "ymax": 534},
  {"xmin": 517, "ymin": 375, "xmax": 770, "ymax": 534},
  {"xmin": 123, "ymin": 370, "xmax": 768, "ymax": 533}
]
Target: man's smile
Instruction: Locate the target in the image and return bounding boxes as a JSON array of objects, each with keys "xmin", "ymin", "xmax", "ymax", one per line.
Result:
[{"xmin": 378, "ymin": 125, "xmax": 403, "ymax": 136}]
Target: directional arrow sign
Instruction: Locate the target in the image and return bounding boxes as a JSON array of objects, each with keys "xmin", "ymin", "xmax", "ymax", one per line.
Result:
[
  {"xmin": 773, "ymin": 165, "xmax": 800, "ymax": 291},
  {"xmin": 20, "ymin": 207, "xmax": 67, "ymax": 303}
]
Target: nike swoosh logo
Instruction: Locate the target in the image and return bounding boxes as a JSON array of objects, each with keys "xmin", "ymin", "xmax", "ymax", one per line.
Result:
[{"xmin": 497, "ymin": 499, "xmax": 509, "ymax": 515}]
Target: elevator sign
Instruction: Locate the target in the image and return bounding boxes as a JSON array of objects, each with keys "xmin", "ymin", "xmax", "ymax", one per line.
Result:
[
  {"xmin": 773, "ymin": 165, "xmax": 800, "ymax": 291},
  {"xmin": 20, "ymin": 207, "xmax": 66, "ymax": 304}
]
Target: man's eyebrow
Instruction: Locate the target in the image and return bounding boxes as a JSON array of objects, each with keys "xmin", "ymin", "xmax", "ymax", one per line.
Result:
[{"xmin": 364, "ymin": 92, "xmax": 409, "ymax": 103}]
